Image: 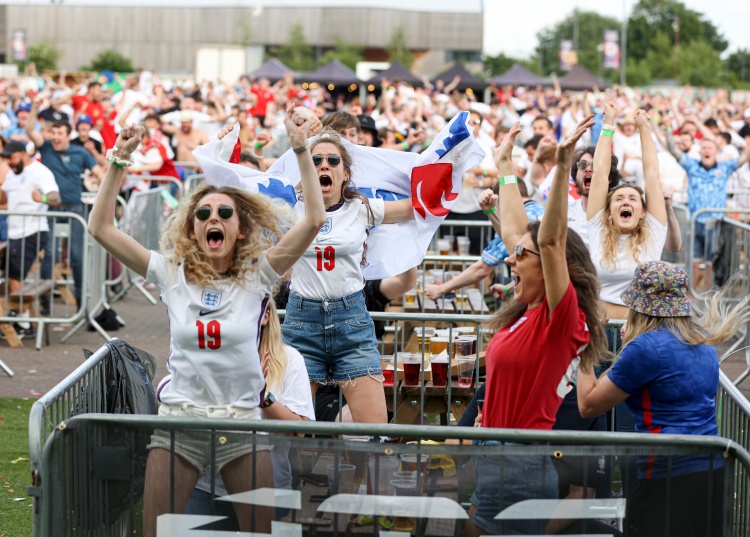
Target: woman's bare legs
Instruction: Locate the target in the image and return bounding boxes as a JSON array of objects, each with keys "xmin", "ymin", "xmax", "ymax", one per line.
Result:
[
  {"xmin": 341, "ymin": 376, "xmax": 387, "ymax": 424},
  {"xmin": 143, "ymin": 448, "xmax": 200, "ymax": 537},
  {"xmin": 221, "ymin": 451, "xmax": 275, "ymax": 533}
]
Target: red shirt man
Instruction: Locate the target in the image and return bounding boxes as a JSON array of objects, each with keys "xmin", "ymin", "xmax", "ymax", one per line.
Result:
[{"xmin": 71, "ymin": 82, "xmax": 104, "ymax": 129}]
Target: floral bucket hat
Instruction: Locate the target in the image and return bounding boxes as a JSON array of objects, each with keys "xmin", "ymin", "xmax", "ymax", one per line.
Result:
[{"xmin": 621, "ymin": 261, "xmax": 692, "ymax": 317}]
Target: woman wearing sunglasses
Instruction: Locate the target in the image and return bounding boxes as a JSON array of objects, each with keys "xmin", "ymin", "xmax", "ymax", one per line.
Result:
[
  {"xmin": 587, "ymin": 103, "xmax": 667, "ymax": 326},
  {"xmin": 465, "ymin": 116, "xmax": 609, "ymax": 536},
  {"xmin": 282, "ymin": 127, "xmax": 414, "ymax": 424},
  {"xmin": 87, "ymin": 105, "xmax": 326, "ymax": 537}
]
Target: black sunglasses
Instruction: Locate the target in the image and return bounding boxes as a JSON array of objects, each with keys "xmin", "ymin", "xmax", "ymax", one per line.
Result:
[
  {"xmin": 195, "ymin": 205, "xmax": 234, "ymax": 221},
  {"xmin": 576, "ymin": 160, "xmax": 594, "ymax": 170},
  {"xmin": 513, "ymin": 244, "xmax": 540, "ymax": 259},
  {"xmin": 312, "ymin": 154, "xmax": 341, "ymax": 167}
]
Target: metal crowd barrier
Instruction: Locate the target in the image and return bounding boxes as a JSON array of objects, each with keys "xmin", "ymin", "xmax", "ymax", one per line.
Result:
[
  {"xmin": 112, "ymin": 187, "xmax": 174, "ymax": 305},
  {"xmin": 125, "ymin": 174, "xmax": 184, "ymax": 201},
  {"xmin": 434, "ymin": 219, "xmax": 495, "ymax": 255},
  {"xmin": 81, "ymin": 193, "xmax": 129, "ymax": 296},
  {"xmin": 417, "ymin": 254, "xmax": 496, "ymax": 315},
  {"xmin": 0, "ymin": 210, "xmax": 93, "ymax": 351},
  {"xmin": 661, "ymin": 203, "xmax": 690, "ymax": 267},
  {"xmin": 37, "ymin": 413, "xmax": 750, "ymax": 537},
  {"xmin": 183, "ymin": 173, "xmax": 206, "ymax": 195}
]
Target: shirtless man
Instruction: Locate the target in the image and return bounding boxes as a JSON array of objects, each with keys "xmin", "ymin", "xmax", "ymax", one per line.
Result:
[{"xmin": 161, "ymin": 111, "xmax": 209, "ymax": 163}]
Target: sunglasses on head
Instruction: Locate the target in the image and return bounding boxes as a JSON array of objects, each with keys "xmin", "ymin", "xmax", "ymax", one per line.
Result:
[
  {"xmin": 513, "ymin": 244, "xmax": 540, "ymax": 259},
  {"xmin": 195, "ymin": 205, "xmax": 234, "ymax": 221},
  {"xmin": 576, "ymin": 160, "xmax": 594, "ymax": 170},
  {"xmin": 312, "ymin": 154, "xmax": 341, "ymax": 167}
]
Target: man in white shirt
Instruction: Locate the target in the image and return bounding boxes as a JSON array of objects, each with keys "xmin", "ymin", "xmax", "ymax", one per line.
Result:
[{"xmin": 0, "ymin": 141, "xmax": 60, "ymax": 336}]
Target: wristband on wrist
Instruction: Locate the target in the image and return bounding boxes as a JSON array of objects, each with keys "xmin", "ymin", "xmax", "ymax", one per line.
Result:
[
  {"xmin": 483, "ymin": 168, "xmax": 489, "ymax": 177},
  {"xmin": 41, "ymin": 194, "xmax": 47, "ymax": 205},
  {"xmin": 483, "ymin": 206, "xmax": 497, "ymax": 215},
  {"xmin": 498, "ymin": 175, "xmax": 518, "ymax": 186},
  {"xmin": 601, "ymin": 129, "xmax": 615, "ymax": 138},
  {"xmin": 292, "ymin": 145, "xmax": 308, "ymax": 154},
  {"xmin": 402, "ymin": 141, "xmax": 409, "ymax": 149},
  {"xmin": 254, "ymin": 141, "xmax": 263, "ymax": 150},
  {"xmin": 602, "ymin": 123, "xmax": 616, "ymax": 132},
  {"xmin": 105, "ymin": 148, "xmax": 134, "ymax": 169},
  {"xmin": 503, "ymin": 284, "xmax": 512, "ymax": 297}
]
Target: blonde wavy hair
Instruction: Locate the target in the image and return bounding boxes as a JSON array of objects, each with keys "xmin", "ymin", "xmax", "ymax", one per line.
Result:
[
  {"xmin": 623, "ymin": 289, "xmax": 750, "ymax": 349},
  {"xmin": 259, "ymin": 300, "xmax": 288, "ymax": 394},
  {"xmin": 599, "ymin": 185, "xmax": 652, "ymax": 272},
  {"xmin": 159, "ymin": 183, "xmax": 287, "ymax": 288}
]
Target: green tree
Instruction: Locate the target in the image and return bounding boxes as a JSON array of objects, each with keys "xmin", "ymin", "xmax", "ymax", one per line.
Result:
[
  {"xmin": 86, "ymin": 49, "xmax": 134, "ymax": 72},
  {"xmin": 625, "ymin": 58, "xmax": 651, "ymax": 86},
  {"xmin": 386, "ymin": 27, "xmax": 414, "ymax": 69},
  {"xmin": 677, "ymin": 38, "xmax": 723, "ymax": 86},
  {"xmin": 726, "ymin": 49, "xmax": 750, "ymax": 84},
  {"xmin": 320, "ymin": 40, "xmax": 364, "ymax": 72},
  {"xmin": 627, "ymin": 0, "xmax": 728, "ymax": 64},
  {"xmin": 642, "ymin": 32, "xmax": 675, "ymax": 80},
  {"xmin": 16, "ymin": 42, "xmax": 60, "ymax": 73},
  {"xmin": 534, "ymin": 9, "xmax": 620, "ymax": 79},
  {"xmin": 273, "ymin": 24, "xmax": 316, "ymax": 72},
  {"xmin": 483, "ymin": 53, "xmax": 541, "ymax": 78}
]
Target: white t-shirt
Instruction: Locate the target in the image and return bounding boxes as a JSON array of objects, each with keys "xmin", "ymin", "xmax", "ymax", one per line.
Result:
[
  {"xmin": 1, "ymin": 161, "xmax": 57, "ymax": 239},
  {"xmin": 589, "ymin": 209, "xmax": 668, "ymax": 306},
  {"xmin": 194, "ymin": 344, "xmax": 315, "ymax": 496},
  {"xmin": 567, "ymin": 198, "xmax": 590, "ymax": 249},
  {"xmin": 149, "ymin": 251, "xmax": 279, "ymax": 408},
  {"xmin": 290, "ymin": 198, "xmax": 385, "ymax": 300}
]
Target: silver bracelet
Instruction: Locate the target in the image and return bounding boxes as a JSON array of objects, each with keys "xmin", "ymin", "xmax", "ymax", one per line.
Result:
[
  {"xmin": 602, "ymin": 123, "xmax": 617, "ymax": 132},
  {"xmin": 105, "ymin": 148, "xmax": 135, "ymax": 168}
]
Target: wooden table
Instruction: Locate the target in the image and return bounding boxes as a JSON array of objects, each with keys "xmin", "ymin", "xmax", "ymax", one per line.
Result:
[{"xmin": 385, "ymin": 381, "xmax": 477, "ymax": 426}]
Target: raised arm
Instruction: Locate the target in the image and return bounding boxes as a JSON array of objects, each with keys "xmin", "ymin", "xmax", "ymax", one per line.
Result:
[
  {"xmin": 265, "ymin": 104, "xmax": 326, "ymax": 276},
  {"xmin": 543, "ymin": 115, "xmax": 595, "ymax": 311},
  {"xmin": 26, "ymin": 97, "xmax": 45, "ymax": 148},
  {"xmin": 587, "ymin": 102, "xmax": 617, "ymax": 220},
  {"xmin": 492, "ymin": 122, "xmax": 528, "ymax": 250},
  {"xmin": 87, "ymin": 126, "xmax": 152, "ymax": 277},
  {"xmin": 635, "ymin": 109, "xmax": 667, "ymax": 226}
]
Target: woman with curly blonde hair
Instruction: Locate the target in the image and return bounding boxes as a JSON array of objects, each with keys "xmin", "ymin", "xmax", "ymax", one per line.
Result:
[
  {"xmin": 587, "ymin": 103, "xmax": 667, "ymax": 324},
  {"xmin": 87, "ymin": 105, "xmax": 325, "ymax": 537}
]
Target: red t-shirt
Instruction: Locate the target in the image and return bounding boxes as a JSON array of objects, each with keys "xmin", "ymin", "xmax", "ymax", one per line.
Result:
[
  {"xmin": 100, "ymin": 110, "xmax": 118, "ymax": 150},
  {"xmin": 483, "ymin": 282, "xmax": 589, "ymax": 430},
  {"xmin": 250, "ymin": 85, "xmax": 275, "ymax": 118},
  {"xmin": 71, "ymin": 95, "xmax": 104, "ymax": 125}
]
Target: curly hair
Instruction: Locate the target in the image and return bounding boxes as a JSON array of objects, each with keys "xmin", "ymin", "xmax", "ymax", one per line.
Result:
[
  {"xmin": 159, "ymin": 183, "xmax": 287, "ymax": 288},
  {"xmin": 297, "ymin": 127, "xmax": 375, "ymax": 225},
  {"xmin": 598, "ymin": 184, "xmax": 652, "ymax": 272},
  {"xmin": 485, "ymin": 221, "xmax": 610, "ymax": 373}
]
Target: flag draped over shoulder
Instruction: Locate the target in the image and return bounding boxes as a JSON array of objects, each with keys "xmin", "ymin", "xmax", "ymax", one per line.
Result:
[{"xmin": 192, "ymin": 112, "xmax": 485, "ymax": 279}]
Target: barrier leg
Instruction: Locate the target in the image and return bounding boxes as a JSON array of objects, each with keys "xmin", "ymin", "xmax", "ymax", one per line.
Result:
[{"xmin": 0, "ymin": 356, "xmax": 14, "ymax": 376}]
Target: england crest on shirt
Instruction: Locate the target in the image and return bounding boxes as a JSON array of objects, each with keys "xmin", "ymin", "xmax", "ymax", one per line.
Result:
[
  {"xmin": 319, "ymin": 217, "xmax": 332, "ymax": 235},
  {"xmin": 201, "ymin": 290, "xmax": 223, "ymax": 309}
]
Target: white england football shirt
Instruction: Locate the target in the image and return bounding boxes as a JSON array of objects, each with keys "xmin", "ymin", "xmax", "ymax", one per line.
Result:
[
  {"xmin": 290, "ymin": 198, "xmax": 385, "ymax": 300},
  {"xmin": 148, "ymin": 251, "xmax": 279, "ymax": 408},
  {"xmin": 1, "ymin": 161, "xmax": 57, "ymax": 239}
]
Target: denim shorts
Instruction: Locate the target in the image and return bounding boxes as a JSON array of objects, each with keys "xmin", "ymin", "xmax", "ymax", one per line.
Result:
[
  {"xmin": 470, "ymin": 441, "xmax": 558, "ymax": 535},
  {"xmin": 282, "ymin": 291, "xmax": 381, "ymax": 384},
  {"xmin": 148, "ymin": 403, "xmax": 271, "ymax": 473}
]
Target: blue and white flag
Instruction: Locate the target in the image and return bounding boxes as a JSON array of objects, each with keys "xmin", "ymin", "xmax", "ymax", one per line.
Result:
[{"xmin": 193, "ymin": 112, "xmax": 485, "ymax": 279}]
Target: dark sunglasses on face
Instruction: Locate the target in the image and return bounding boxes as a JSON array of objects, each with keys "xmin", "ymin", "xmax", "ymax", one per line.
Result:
[
  {"xmin": 195, "ymin": 205, "xmax": 234, "ymax": 221},
  {"xmin": 576, "ymin": 160, "xmax": 593, "ymax": 170},
  {"xmin": 513, "ymin": 244, "xmax": 540, "ymax": 259},
  {"xmin": 312, "ymin": 154, "xmax": 341, "ymax": 167}
]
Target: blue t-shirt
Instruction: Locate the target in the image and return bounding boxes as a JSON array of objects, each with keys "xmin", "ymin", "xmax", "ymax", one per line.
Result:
[
  {"xmin": 38, "ymin": 141, "xmax": 97, "ymax": 205},
  {"xmin": 481, "ymin": 200, "xmax": 545, "ymax": 266},
  {"xmin": 679, "ymin": 154, "xmax": 739, "ymax": 223},
  {"xmin": 608, "ymin": 327, "xmax": 723, "ymax": 479}
]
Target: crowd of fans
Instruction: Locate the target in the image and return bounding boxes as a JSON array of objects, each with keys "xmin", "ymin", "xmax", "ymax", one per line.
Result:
[{"xmin": 2, "ymin": 65, "xmax": 750, "ymax": 535}]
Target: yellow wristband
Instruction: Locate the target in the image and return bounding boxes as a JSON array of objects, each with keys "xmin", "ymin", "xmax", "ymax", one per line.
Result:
[{"xmin": 498, "ymin": 175, "xmax": 518, "ymax": 186}]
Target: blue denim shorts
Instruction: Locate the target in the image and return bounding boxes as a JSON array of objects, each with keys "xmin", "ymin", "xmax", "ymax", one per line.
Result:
[
  {"xmin": 282, "ymin": 291, "xmax": 381, "ymax": 384},
  {"xmin": 470, "ymin": 441, "xmax": 558, "ymax": 535}
]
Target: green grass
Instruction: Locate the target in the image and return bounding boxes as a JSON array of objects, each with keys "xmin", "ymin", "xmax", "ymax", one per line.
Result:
[{"xmin": 0, "ymin": 398, "xmax": 35, "ymax": 537}]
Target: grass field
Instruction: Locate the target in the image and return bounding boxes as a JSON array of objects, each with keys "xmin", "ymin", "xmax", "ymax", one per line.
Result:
[{"xmin": 0, "ymin": 398, "xmax": 35, "ymax": 537}]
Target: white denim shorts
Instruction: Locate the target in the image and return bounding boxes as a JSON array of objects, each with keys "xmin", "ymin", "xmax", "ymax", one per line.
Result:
[{"xmin": 148, "ymin": 402, "xmax": 271, "ymax": 472}]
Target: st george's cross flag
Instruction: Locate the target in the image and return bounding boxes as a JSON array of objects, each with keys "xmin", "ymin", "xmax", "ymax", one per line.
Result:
[{"xmin": 192, "ymin": 111, "xmax": 485, "ymax": 279}]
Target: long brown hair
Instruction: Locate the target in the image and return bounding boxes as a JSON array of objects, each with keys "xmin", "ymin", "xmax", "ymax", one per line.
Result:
[
  {"xmin": 160, "ymin": 183, "xmax": 286, "ymax": 288},
  {"xmin": 259, "ymin": 300, "xmax": 288, "ymax": 394},
  {"xmin": 485, "ymin": 221, "xmax": 609, "ymax": 372},
  {"xmin": 599, "ymin": 184, "xmax": 652, "ymax": 271}
]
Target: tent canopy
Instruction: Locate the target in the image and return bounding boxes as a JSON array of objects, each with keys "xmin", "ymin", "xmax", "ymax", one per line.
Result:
[
  {"xmin": 303, "ymin": 60, "xmax": 361, "ymax": 86},
  {"xmin": 491, "ymin": 64, "xmax": 549, "ymax": 87},
  {"xmin": 558, "ymin": 65, "xmax": 606, "ymax": 91},
  {"xmin": 366, "ymin": 61, "xmax": 422, "ymax": 87},
  {"xmin": 431, "ymin": 63, "xmax": 487, "ymax": 92},
  {"xmin": 247, "ymin": 58, "xmax": 293, "ymax": 83}
]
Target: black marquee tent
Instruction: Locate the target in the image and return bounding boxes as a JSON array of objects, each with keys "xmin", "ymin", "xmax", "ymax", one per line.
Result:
[
  {"xmin": 491, "ymin": 64, "xmax": 549, "ymax": 87},
  {"xmin": 558, "ymin": 65, "xmax": 607, "ymax": 91},
  {"xmin": 431, "ymin": 63, "xmax": 488, "ymax": 92},
  {"xmin": 247, "ymin": 58, "xmax": 293, "ymax": 83},
  {"xmin": 303, "ymin": 60, "xmax": 361, "ymax": 87},
  {"xmin": 366, "ymin": 61, "xmax": 422, "ymax": 87}
]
